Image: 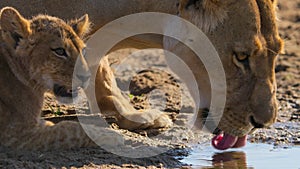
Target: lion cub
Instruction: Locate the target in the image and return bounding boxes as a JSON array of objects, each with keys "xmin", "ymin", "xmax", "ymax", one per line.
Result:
[{"xmin": 0, "ymin": 7, "xmax": 125, "ymax": 150}]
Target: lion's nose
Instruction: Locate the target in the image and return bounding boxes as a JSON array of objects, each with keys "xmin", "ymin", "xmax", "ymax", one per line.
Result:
[
  {"xmin": 250, "ymin": 80, "xmax": 278, "ymax": 128},
  {"xmin": 250, "ymin": 96, "xmax": 278, "ymax": 128},
  {"xmin": 249, "ymin": 116, "xmax": 265, "ymax": 129}
]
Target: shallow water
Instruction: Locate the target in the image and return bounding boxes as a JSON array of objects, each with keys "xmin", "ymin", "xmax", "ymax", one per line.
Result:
[{"xmin": 181, "ymin": 142, "xmax": 300, "ymax": 169}]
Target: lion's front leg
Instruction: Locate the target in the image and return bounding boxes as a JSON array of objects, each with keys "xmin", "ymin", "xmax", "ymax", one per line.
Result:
[{"xmin": 95, "ymin": 57, "xmax": 172, "ymax": 130}]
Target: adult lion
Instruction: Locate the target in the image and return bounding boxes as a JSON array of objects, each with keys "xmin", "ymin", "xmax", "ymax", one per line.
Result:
[{"xmin": 0, "ymin": 0, "xmax": 283, "ymax": 150}]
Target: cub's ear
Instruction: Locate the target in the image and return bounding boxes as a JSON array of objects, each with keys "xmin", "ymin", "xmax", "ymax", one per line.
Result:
[
  {"xmin": 69, "ymin": 14, "xmax": 91, "ymax": 39},
  {"xmin": 0, "ymin": 7, "xmax": 31, "ymax": 38}
]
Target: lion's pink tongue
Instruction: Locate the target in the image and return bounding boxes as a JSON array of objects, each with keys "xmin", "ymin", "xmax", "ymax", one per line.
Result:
[
  {"xmin": 212, "ymin": 133, "xmax": 247, "ymax": 150},
  {"xmin": 232, "ymin": 135, "xmax": 247, "ymax": 148}
]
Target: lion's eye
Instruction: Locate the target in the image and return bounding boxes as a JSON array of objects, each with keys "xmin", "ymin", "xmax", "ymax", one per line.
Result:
[
  {"xmin": 234, "ymin": 52, "xmax": 250, "ymax": 62},
  {"xmin": 233, "ymin": 52, "xmax": 251, "ymax": 73},
  {"xmin": 51, "ymin": 48, "xmax": 68, "ymax": 59}
]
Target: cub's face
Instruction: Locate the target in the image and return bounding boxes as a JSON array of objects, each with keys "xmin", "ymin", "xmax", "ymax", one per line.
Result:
[{"xmin": 0, "ymin": 7, "xmax": 91, "ymax": 102}]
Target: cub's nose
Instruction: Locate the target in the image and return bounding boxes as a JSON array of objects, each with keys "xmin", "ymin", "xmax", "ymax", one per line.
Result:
[
  {"xmin": 75, "ymin": 72, "xmax": 91, "ymax": 89},
  {"xmin": 76, "ymin": 74, "xmax": 90, "ymax": 83}
]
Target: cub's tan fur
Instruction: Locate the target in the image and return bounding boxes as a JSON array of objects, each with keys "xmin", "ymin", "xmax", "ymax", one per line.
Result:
[{"xmin": 0, "ymin": 7, "xmax": 124, "ymax": 150}]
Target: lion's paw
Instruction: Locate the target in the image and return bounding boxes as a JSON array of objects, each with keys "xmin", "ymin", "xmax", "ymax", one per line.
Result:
[
  {"xmin": 142, "ymin": 109, "xmax": 172, "ymax": 129},
  {"xmin": 118, "ymin": 109, "xmax": 172, "ymax": 130}
]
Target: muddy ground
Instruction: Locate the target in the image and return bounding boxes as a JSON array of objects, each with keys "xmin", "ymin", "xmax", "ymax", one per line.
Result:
[{"xmin": 0, "ymin": 0, "xmax": 299, "ymax": 168}]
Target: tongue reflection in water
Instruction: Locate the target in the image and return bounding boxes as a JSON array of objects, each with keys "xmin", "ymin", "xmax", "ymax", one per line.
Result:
[{"xmin": 212, "ymin": 133, "xmax": 247, "ymax": 150}]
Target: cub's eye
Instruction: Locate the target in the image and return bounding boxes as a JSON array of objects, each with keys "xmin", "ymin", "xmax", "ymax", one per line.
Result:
[{"xmin": 51, "ymin": 48, "xmax": 68, "ymax": 59}]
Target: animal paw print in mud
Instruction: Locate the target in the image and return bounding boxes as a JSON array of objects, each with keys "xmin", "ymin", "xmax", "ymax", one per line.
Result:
[{"xmin": 129, "ymin": 69, "xmax": 182, "ymax": 116}]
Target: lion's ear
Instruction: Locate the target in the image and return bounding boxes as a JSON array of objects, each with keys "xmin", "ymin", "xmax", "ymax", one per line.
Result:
[
  {"xmin": 179, "ymin": 0, "xmax": 225, "ymax": 9},
  {"xmin": 0, "ymin": 7, "xmax": 31, "ymax": 39},
  {"xmin": 179, "ymin": 0, "xmax": 197, "ymax": 10},
  {"xmin": 178, "ymin": 0, "xmax": 227, "ymax": 33},
  {"xmin": 69, "ymin": 14, "xmax": 91, "ymax": 39}
]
